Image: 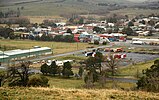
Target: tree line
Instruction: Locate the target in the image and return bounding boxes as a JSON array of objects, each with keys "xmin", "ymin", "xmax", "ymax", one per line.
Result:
[{"xmin": 41, "ymin": 61, "xmax": 74, "ymax": 78}]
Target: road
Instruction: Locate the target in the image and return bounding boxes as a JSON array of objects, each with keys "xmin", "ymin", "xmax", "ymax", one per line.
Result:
[
  {"xmin": 107, "ymin": 77, "xmax": 138, "ymax": 83},
  {"xmin": 0, "ymin": 45, "xmax": 112, "ymax": 69},
  {"xmin": 0, "ymin": 42, "xmax": 157, "ymax": 84}
]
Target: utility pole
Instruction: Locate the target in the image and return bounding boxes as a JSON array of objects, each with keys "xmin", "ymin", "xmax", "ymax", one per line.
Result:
[
  {"xmin": 52, "ymin": 44, "xmax": 53, "ymax": 55},
  {"xmin": 77, "ymin": 42, "xmax": 78, "ymax": 50}
]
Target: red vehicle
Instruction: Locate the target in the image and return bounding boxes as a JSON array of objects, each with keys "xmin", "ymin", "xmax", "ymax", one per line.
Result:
[
  {"xmin": 113, "ymin": 54, "xmax": 126, "ymax": 59},
  {"xmin": 113, "ymin": 48, "xmax": 123, "ymax": 52}
]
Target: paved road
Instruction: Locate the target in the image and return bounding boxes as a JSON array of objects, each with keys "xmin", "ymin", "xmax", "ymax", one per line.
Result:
[
  {"xmin": 107, "ymin": 77, "xmax": 138, "ymax": 83},
  {"xmin": 0, "ymin": 45, "xmax": 112, "ymax": 69}
]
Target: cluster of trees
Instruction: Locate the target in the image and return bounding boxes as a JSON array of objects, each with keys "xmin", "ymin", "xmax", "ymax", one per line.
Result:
[
  {"xmin": 42, "ymin": 20, "xmax": 57, "ymax": 28},
  {"xmin": 41, "ymin": 61, "xmax": 74, "ymax": 78},
  {"xmin": 81, "ymin": 52, "xmax": 120, "ymax": 88},
  {"xmin": 68, "ymin": 17, "xmax": 84, "ymax": 25},
  {"xmin": 93, "ymin": 26, "xmax": 104, "ymax": 33},
  {"xmin": 29, "ymin": 34, "xmax": 75, "ymax": 42},
  {"xmin": 122, "ymin": 27, "xmax": 134, "ymax": 36},
  {"xmin": 0, "ymin": 61, "xmax": 49, "ymax": 87},
  {"xmin": 137, "ymin": 59, "xmax": 159, "ymax": 92},
  {"xmin": 106, "ymin": 17, "xmax": 117, "ymax": 23},
  {"xmin": 0, "ymin": 9, "xmax": 20, "ymax": 18},
  {"xmin": 0, "ymin": 27, "xmax": 17, "ymax": 39},
  {"xmin": 0, "ymin": 17, "xmax": 30, "ymax": 27}
]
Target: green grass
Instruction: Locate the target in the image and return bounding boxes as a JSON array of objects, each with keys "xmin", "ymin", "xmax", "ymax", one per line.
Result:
[
  {"xmin": 47, "ymin": 76, "xmax": 84, "ymax": 89},
  {"xmin": 118, "ymin": 60, "xmax": 154, "ymax": 78},
  {"xmin": 110, "ymin": 8, "xmax": 159, "ymax": 18},
  {"xmin": 0, "ymin": 39, "xmax": 96, "ymax": 55}
]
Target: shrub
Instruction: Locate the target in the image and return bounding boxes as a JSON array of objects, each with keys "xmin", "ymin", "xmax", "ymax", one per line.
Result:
[
  {"xmin": 94, "ymin": 40, "xmax": 99, "ymax": 45},
  {"xmin": 137, "ymin": 59, "xmax": 159, "ymax": 92},
  {"xmin": 102, "ymin": 41, "xmax": 107, "ymax": 45},
  {"xmin": 27, "ymin": 75, "xmax": 49, "ymax": 87}
]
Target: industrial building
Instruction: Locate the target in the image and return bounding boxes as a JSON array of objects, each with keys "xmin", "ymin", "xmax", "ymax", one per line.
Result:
[{"xmin": 0, "ymin": 47, "xmax": 52, "ymax": 63}]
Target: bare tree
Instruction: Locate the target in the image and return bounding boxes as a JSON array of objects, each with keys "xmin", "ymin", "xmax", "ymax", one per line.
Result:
[
  {"xmin": 102, "ymin": 54, "xmax": 121, "ymax": 88},
  {"xmin": 7, "ymin": 61, "xmax": 31, "ymax": 87}
]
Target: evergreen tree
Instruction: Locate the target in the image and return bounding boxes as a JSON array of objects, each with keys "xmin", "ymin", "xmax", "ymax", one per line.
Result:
[
  {"xmin": 78, "ymin": 66, "xmax": 84, "ymax": 77},
  {"xmin": 137, "ymin": 59, "xmax": 159, "ymax": 92},
  {"xmin": 50, "ymin": 61, "xmax": 59, "ymax": 76},
  {"xmin": 62, "ymin": 62, "xmax": 73, "ymax": 78},
  {"xmin": 66, "ymin": 28, "xmax": 72, "ymax": 34},
  {"xmin": 40, "ymin": 63, "xmax": 50, "ymax": 75}
]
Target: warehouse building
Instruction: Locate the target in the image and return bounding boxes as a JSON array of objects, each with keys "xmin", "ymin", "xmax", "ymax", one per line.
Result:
[{"xmin": 0, "ymin": 47, "xmax": 52, "ymax": 63}]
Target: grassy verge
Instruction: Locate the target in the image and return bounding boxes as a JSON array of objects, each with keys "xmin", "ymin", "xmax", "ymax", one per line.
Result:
[
  {"xmin": 46, "ymin": 76, "xmax": 84, "ymax": 89},
  {"xmin": 118, "ymin": 60, "xmax": 154, "ymax": 78}
]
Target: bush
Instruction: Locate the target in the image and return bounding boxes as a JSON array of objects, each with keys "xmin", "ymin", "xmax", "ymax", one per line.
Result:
[
  {"xmin": 27, "ymin": 75, "xmax": 49, "ymax": 87},
  {"xmin": 102, "ymin": 41, "xmax": 107, "ymax": 45},
  {"xmin": 94, "ymin": 40, "xmax": 99, "ymax": 45},
  {"xmin": 137, "ymin": 59, "xmax": 159, "ymax": 92}
]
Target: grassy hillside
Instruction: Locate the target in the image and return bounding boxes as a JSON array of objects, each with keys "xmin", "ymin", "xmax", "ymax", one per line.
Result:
[
  {"xmin": 0, "ymin": 87, "xmax": 159, "ymax": 99},
  {"xmin": 0, "ymin": 0, "xmax": 131, "ymax": 16}
]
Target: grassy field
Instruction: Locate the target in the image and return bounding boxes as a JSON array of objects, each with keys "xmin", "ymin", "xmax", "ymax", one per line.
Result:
[
  {"xmin": 0, "ymin": 39, "xmax": 96, "ymax": 55},
  {"xmin": 118, "ymin": 60, "xmax": 154, "ymax": 78},
  {"xmin": 0, "ymin": 87, "xmax": 159, "ymax": 100},
  {"xmin": 110, "ymin": 8, "xmax": 159, "ymax": 18}
]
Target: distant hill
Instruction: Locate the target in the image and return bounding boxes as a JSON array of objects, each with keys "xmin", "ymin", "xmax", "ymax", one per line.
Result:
[{"xmin": 0, "ymin": 0, "xmax": 134, "ymax": 16}]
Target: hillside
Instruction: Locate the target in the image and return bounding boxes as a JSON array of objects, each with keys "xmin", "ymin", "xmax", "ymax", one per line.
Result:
[
  {"xmin": 0, "ymin": 0, "xmax": 132, "ymax": 16},
  {"xmin": 0, "ymin": 87, "xmax": 159, "ymax": 99}
]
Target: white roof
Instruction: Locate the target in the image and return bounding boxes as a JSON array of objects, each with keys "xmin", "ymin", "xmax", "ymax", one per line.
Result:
[
  {"xmin": 0, "ymin": 55, "xmax": 9, "ymax": 59},
  {"xmin": 0, "ymin": 51, "xmax": 3, "ymax": 54},
  {"xmin": 4, "ymin": 47, "xmax": 51, "ymax": 56}
]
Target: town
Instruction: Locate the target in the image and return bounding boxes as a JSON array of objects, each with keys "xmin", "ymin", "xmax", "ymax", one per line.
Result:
[{"xmin": 0, "ymin": 0, "xmax": 159, "ymax": 99}]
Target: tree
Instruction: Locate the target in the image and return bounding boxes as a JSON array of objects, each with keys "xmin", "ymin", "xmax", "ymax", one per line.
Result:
[
  {"xmin": 102, "ymin": 54, "xmax": 121, "ymax": 88},
  {"xmin": 53, "ymin": 35, "xmax": 63, "ymax": 42},
  {"xmin": 62, "ymin": 62, "xmax": 73, "ymax": 78},
  {"xmin": 7, "ymin": 61, "xmax": 31, "ymax": 87},
  {"xmin": 40, "ymin": 34, "xmax": 52, "ymax": 41},
  {"xmin": 148, "ymin": 20, "xmax": 155, "ymax": 26},
  {"xmin": 78, "ymin": 66, "xmax": 84, "ymax": 77},
  {"xmin": 40, "ymin": 63, "xmax": 50, "ymax": 75},
  {"xmin": 78, "ymin": 18, "xmax": 84, "ymax": 24},
  {"xmin": 0, "ymin": 71, "xmax": 5, "ymax": 87},
  {"xmin": 9, "ymin": 32, "xmax": 16, "ymax": 39},
  {"xmin": 103, "ymin": 54, "xmax": 120, "ymax": 76},
  {"xmin": 122, "ymin": 27, "xmax": 134, "ymax": 36},
  {"xmin": 128, "ymin": 21, "xmax": 134, "ymax": 26},
  {"xmin": 50, "ymin": 61, "xmax": 59, "ymax": 76},
  {"xmin": 0, "ymin": 27, "xmax": 14, "ymax": 39},
  {"xmin": 137, "ymin": 59, "xmax": 159, "ymax": 92},
  {"xmin": 43, "ymin": 20, "xmax": 57, "ymax": 27},
  {"xmin": 139, "ymin": 20, "xmax": 146, "ymax": 25},
  {"xmin": 66, "ymin": 28, "xmax": 72, "ymax": 34},
  {"xmin": 83, "ymin": 52, "xmax": 103, "ymax": 87},
  {"xmin": 106, "ymin": 17, "xmax": 117, "ymax": 23},
  {"xmin": 63, "ymin": 35, "xmax": 74, "ymax": 42},
  {"xmin": 93, "ymin": 26, "xmax": 104, "ymax": 33}
]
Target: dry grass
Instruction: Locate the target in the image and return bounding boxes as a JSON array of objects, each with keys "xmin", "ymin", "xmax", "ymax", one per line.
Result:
[
  {"xmin": 0, "ymin": 87, "xmax": 159, "ymax": 100},
  {"xmin": 118, "ymin": 60, "xmax": 154, "ymax": 78},
  {"xmin": 26, "ymin": 16, "xmax": 66, "ymax": 24}
]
